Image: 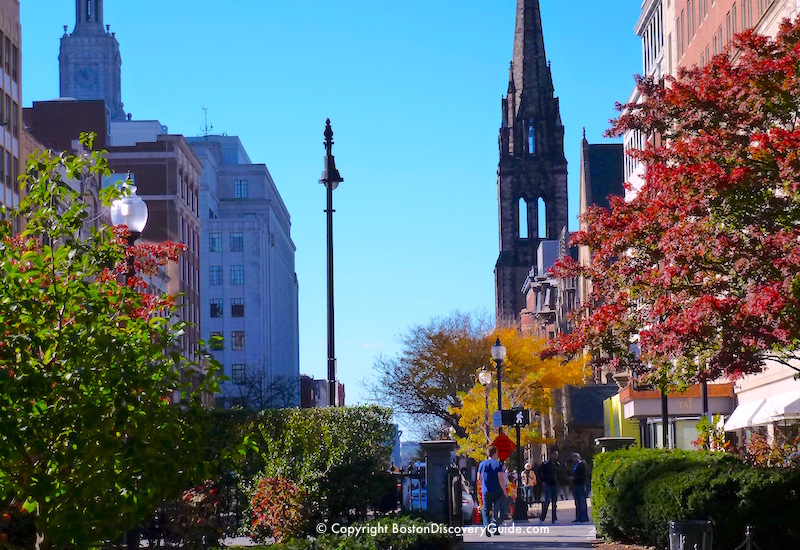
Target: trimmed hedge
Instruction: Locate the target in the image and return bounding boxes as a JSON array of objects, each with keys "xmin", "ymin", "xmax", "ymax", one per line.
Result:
[
  {"xmin": 592, "ymin": 448, "xmax": 800, "ymax": 550},
  {"xmin": 245, "ymin": 406, "xmax": 397, "ymax": 526}
]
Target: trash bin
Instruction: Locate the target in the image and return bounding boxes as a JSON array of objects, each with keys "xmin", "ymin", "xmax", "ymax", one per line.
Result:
[{"xmin": 669, "ymin": 520, "xmax": 713, "ymax": 550}]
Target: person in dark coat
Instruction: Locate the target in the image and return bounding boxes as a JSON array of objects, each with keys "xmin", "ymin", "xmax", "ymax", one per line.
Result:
[
  {"xmin": 571, "ymin": 452, "xmax": 590, "ymax": 523},
  {"xmin": 537, "ymin": 449, "xmax": 560, "ymax": 524}
]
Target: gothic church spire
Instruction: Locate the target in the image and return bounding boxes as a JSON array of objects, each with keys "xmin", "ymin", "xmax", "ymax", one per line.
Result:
[{"xmin": 494, "ymin": 0, "xmax": 568, "ymax": 326}]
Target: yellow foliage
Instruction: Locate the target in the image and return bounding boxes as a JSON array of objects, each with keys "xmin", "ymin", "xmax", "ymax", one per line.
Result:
[{"xmin": 449, "ymin": 328, "xmax": 587, "ymax": 461}]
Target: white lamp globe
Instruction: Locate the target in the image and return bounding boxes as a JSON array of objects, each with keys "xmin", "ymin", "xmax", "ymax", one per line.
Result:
[
  {"xmin": 110, "ymin": 184, "xmax": 148, "ymax": 234},
  {"xmin": 491, "ymin": 338, "xmax": 507, "ymax": 362}
]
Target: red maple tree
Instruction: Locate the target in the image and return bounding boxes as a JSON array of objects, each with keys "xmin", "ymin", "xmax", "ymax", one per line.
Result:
[{"xmin": 549, "ymin": 17, "xmax": 800, "ymax": 386}]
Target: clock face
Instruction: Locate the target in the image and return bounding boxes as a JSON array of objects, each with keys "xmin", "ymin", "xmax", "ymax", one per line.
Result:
[{"xmin": 75, "ymin": 66, "xmax": 98, "ymax": 89}]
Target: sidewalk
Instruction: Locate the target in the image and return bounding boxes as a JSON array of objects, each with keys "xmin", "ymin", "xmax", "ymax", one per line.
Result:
[{"xmin": 461, "ymin": 498, "xmax": 597, "ymax": 549}]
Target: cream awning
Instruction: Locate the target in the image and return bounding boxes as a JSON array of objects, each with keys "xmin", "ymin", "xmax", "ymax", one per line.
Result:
[
  {"xmin": 724, "ymin": 399, "xmax": 765, "ymax": 431},
  {"xmin": 751, "ymin": 388, "xmax": 800, "ymax": 426}
]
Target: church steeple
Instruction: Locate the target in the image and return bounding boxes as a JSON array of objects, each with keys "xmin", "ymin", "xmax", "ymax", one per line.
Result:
[
  {"xmin": 494, "ymin": 0, "xmax": 568, "ymax": 326},
  {"xmin": 511, "ymin": 0, "xmax": 547, "ymax": 110},
  {"xmin": 60, "ymin": 0, "xmax": 125, "ymax": 120}
]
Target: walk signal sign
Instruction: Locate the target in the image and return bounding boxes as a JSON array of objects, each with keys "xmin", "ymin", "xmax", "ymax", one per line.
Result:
[{"xmin": 500, "ymin": 408, "xmax": 531, "ymax": 427}]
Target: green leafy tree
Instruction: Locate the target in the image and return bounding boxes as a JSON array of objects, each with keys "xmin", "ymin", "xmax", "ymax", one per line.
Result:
[{"xmin": 0, "ymin": 138, "xmax": 220, "ymax": 549}]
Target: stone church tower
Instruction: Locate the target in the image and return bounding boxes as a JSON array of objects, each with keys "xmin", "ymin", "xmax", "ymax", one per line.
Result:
[
  {"xmin": 59, "ymin": 0, "xmax": 125, "ymax": 120},
  {"xmin": 495, "ymin": 0, "xmax": 568, "ymax": 326}
]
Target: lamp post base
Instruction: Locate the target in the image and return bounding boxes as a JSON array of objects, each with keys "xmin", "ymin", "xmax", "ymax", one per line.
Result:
[{"xmin": 512, "ymin": 490, "xmax": 528, "ymax": 521}]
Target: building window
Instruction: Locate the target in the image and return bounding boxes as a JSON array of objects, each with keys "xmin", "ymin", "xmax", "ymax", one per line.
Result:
[
  {"xmin": 231, "ymin": 298, "xmax": 245, "ymax": 317},
  {"xmin": 243, "ymin": 213, "xmax": 257, "ymax": 219},
  {"xmin": 232, "ymin": 331, "xmax": 245, "ymax": 350},
  {"xmin": 210, "ymin": 298, "xmax": 223, "ymax": 318},
  {"xmin": 527, "ymin": 120, "xmax": 536, "ymax": 155},
  {"xmin": 232, "ymin": 363, "xmax": 246, "ymax": 384},
  {"xmin": 210, "ymin": 331, "xmax": 224, "ymax": 350},
  {"xmin": 231, "ymin": 265, "xmax": 244, "ymax": 285},
  {"xmin": 209, "ymin": 232, "xmax": 222, "ymax": 252},
  {"xmin": 234, "ymin": 179, "xmax": 248, "ymax": 199},
  {"xmin": 518, "ymin": 198, "xmax": 529, "ymax": 239},
  {"xmin": 230, "ymin": 232, "xmax": 244, "ymax": 252},
  {"xmin": 209, "ymin": 266, "xmax": 223, "ymax": 285}
]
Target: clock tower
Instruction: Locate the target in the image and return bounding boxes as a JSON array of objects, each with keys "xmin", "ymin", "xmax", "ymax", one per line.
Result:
[{"xmin": 59, "ymin": 0, "xmax": 126, "ymax": 120}]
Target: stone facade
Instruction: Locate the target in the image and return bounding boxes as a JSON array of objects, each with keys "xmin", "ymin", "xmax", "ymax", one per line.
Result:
[
  {"xmin": 495, "ymin": 0, "xmax": 568, "ymax": 326},
  {"xmin": 0, "ymin": 0, "xmax": 21, "ymax": 225},
  {"xmin": 189, "ymin": 135, "xmax": 300, "ymax": 409},
  {"xmin": 59, "ymin": 0, "xmax": 125, "ymax": 120}
]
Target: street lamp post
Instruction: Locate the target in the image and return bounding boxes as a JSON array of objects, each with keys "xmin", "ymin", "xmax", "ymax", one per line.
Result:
[
  {"xmin": 110, "ymin": 178, "xmax": 149, "ymax": 279},
  {"xmin": 490, "ymin": 338, "xmax": 507, "ymax": 435},
  {"xmin": 110, "ymin": 176, "xmax": 148, "ymax": 550},
  {"xmin": 320, "ymin": 119, "xmax": 343, "ymax": 407},
  {"xmin": 478, "ymin": 367, "xmax": 492, "ymax": 444}
]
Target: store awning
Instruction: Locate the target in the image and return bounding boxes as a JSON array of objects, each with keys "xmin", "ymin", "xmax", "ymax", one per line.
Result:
[
  {"xmin": 724, "ymin": 399, "xmax": 765, "ymax": 431},
  {"xmin": 751, "ymin": 388, "xmax": 800, "ymax": 426}
]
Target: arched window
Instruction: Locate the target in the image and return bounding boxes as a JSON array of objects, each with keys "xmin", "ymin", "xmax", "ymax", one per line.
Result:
[
  {"xmin": 528, "ymin": 119, "xmax": 536, "ymax": 155},
  {"xmin": 538, "ymin": 197, "xmax": 547, "ymax": 239},
  {"xmin": 519, "ymin": 198, "xmax": 529, "ymax": 239}
]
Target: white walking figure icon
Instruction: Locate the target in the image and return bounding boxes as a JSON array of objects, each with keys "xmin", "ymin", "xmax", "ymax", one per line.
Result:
[{"xmin": 515, "ymin": 411, "xmax": 524, "ymax": 424}]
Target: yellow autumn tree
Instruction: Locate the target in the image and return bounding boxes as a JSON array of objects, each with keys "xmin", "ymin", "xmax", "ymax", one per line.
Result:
[{"xmin": 449, "ymin": 327, "xmax": 587, "ymax": 461}]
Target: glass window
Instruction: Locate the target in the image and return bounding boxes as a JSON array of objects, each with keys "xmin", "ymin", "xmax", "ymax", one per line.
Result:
[
  {"xmin": 209, "ymin": 232, "xmax": 222, "ymax": 252},
  {"xmin": 243, "ymin": 213, "xmax": 257, "ymax": 219},
  {"xmin": 528, "ymin": 119, "xmax": 535, "ymax": 155},
  {"xmin": 232, "ymin": 363, "xmax": 246, "ymax": 384},
  {"xmin": 230, "ymin": 232, "xmax": 244, "ymax": 252},
  {"xmin": 209, "ymin": 266, "xmax": 223, "ymax": 285},
  {"xmin": 210, "ymin": 331, "xmax": 224, "ymax": 350},
  {"xmin": 231, "ymin": 265, "xmax": 244, "ymax": 285},
  {"xmin": 232, "ymin": 331, "xmax": 245, "ymax": 350},
  {"xmin": 234, "ymin": 179, "xmax": 248, "ymax": 199},
  {"xmin": 210, "ymin": 298, "xmax": 223, "ymax": 318},
  {"xmin": 231, "ymin": 298, "xmax": 244, "ymax": 317}
]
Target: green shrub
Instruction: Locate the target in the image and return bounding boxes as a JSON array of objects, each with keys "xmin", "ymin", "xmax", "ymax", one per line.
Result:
[
  {"xmin": 244, "ymin": 406, "xmax": 396, "ymax": 524},
  {"xmin": 592, "ymin": 448, "xmax": 800, "ymax": 549}
]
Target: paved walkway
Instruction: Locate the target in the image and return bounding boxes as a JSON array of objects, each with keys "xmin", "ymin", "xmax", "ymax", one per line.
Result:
[{"xmin": 460, "ymin": 499, "xmax": 597, "ymax": 550}]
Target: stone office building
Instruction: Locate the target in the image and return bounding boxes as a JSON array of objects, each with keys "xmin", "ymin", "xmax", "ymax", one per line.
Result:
[
  {"xmin": 189, "ymin": 135, "xmax": 299, "ymax": 409},
  {"xmin": 0, "ymin": 0, "xmax": 21, "ymax": 224}
]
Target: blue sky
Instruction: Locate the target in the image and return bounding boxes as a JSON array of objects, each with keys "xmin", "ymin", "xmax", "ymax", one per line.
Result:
[{"xmin": 21, "ymin": 1, "xmax": 642, "ymax": 415}]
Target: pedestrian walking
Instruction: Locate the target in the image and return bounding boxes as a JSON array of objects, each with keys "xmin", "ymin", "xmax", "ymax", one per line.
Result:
[
  {"xmin": 571, "ymin": 452, "xmax": 590, "ymax": 523},
  {"xmin": 522, "ymin": 462, "xmax": 537, "ymax": 504},
  {"xmin": 537, "ymin": 449, "xmax": 560, "ymax": 524},
  {"xmin": 478, "ymin": 445, "xmax": 509, "ymax": 537}
]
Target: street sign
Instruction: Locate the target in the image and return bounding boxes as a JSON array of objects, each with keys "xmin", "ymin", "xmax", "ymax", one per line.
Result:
[
  {"xmin": 492, "ymin": 410, "xmax": 502, "ymax": 428},
  {"xmin": 491, "ymin": 432, "xmax": 516, "ymax": 462},
  {"xmin": 500, "ymin": 408, "xmax": 531, "ymax": 427}
]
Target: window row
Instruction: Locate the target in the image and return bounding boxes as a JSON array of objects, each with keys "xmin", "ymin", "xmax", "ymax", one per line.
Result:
[
  {"xmin": 210, "ymin": 298, "xmax": 245, "ymax": 318},
  {"xmin": 209, "ymin": 265, "xmax": 244, "ymax": 285},
  {"xmin": 209, "ymin": 232, "xmax": 244, "ymax": 252},
  {"xmin": 209, "ymin": 330, "xmax": 245, "ymax": 350},
  {"xmin": 0, "ymin": 33, "xmax": 20, "ymax": 83}
]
